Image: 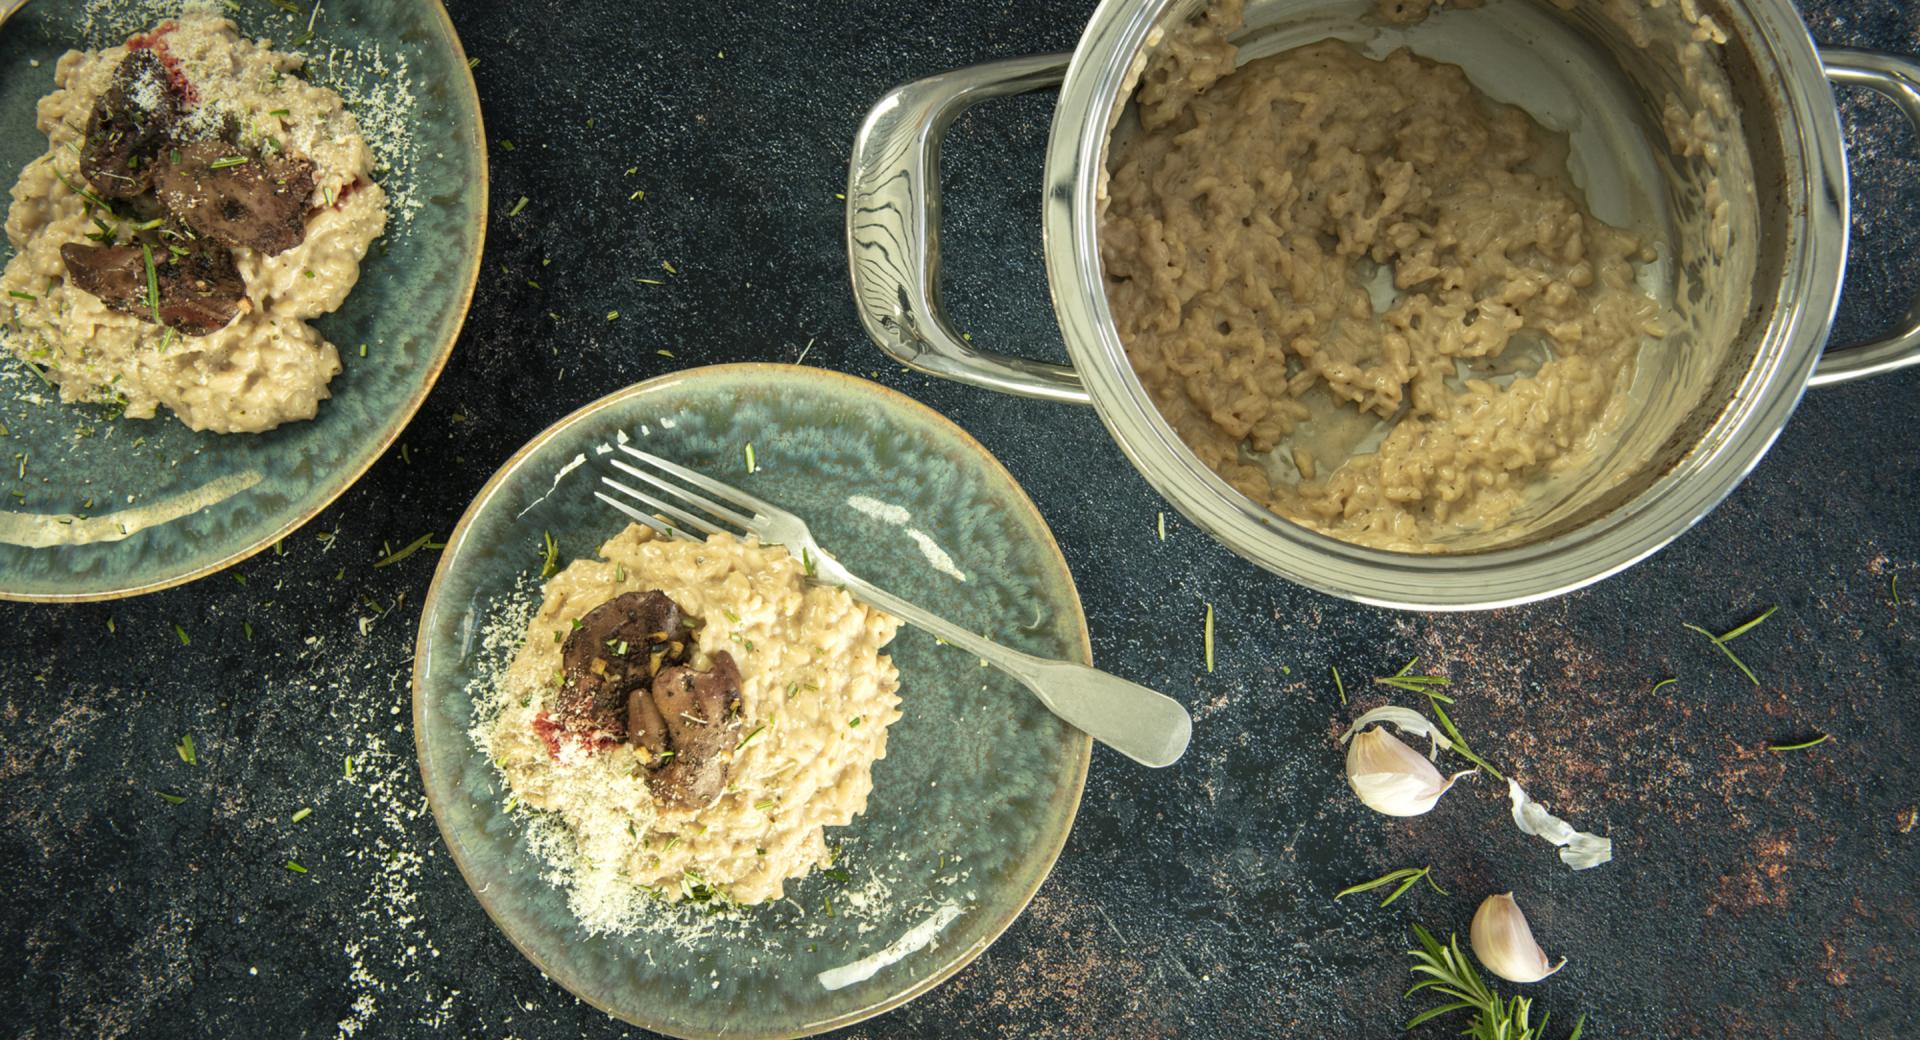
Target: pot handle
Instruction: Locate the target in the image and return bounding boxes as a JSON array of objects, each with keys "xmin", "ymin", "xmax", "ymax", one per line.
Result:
[
  {"xmin": 847, "ymin": 56, "xmax": 1092, "ymax": 404},
  {"xmin": 1812, "ymin": 49, "xmax": 1920, "ymax": 387}
]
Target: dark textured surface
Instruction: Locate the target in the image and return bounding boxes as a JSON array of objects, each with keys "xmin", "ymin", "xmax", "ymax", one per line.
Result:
[{"xmin": 2, "ymin": 1, "xmax": 1917, "ymax": 1037}]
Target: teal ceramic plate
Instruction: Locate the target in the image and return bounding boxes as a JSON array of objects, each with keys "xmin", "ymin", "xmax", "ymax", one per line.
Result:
[
  {"xmin": 0, "ymin": 0, "xmax": 484, "ymax": 600},
  {"xmin": 414, "ymin": 364, "xmax": 1092, "ymax": 1039}
]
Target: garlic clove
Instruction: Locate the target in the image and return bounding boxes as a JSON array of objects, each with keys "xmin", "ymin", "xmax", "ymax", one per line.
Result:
[
  {"xmin": 1470, "ymin": 892, "xmax": 1566, "ymax": 984},
  {"xmin": 1346, "ymin": 726, "xmax": 1472, "ymax": 816}
]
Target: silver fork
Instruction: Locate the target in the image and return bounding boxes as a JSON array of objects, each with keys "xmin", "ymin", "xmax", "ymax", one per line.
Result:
[{"xmin": 593, "ymin": 442, "xmax": 1192, "ymax": 768}]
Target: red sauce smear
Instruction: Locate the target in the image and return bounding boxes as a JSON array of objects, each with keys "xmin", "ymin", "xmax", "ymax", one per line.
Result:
[
  {"xmin": 332, "ymin": 176, "xmax": 366, "ymax": 210},
  {"xmin": 531, "ymin": 712, "xmax": 620, "ymax": 760},
  {"xmin": 127, "ymin": 23, "xmax": 198, "ymax": 104}
]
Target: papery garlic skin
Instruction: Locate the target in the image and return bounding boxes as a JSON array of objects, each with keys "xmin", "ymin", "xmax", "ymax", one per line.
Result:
[
  {"xmin": 1508, "ymin": 779, "xmax": 1614, "ymax": 870},
  {"xmin": 1470, "ymin": 893, "xmax": 1567, "ymax": 984},
  {"xmin": 1346, "ymin": 727, "xmax": 1469, "ymax": 817}
]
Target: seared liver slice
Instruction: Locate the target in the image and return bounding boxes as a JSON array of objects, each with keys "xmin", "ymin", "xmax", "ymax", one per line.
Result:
[
  {"xmin": 61, "ymin": 234, "xmax": 246, "ymax": 336},
  {"xmin": 634, "ymin": 651, "xmax": 744, "ymax": 809},
  {"xmin": 556, "ymin": 590, "xmax": 694, "ymax": 740},
  {"xmin": 153, "ymin": 139, "xmax": 315, "ymax": 256},
  {"xmin": 80, "ymin": 50, "xmax": 182, "ymax": 200}
]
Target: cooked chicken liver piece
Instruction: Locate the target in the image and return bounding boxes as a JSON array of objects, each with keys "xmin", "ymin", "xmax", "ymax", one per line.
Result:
[
  {"xmin": 634, "ymin": 651, "xmax": 744, "ymax": 809},
  {"xmin": 153, "ymin": 139, "xmax": 316, "ymax": 256},
  {"xmin": 61, "ymin": 233, "xmax": 246, "ymax": 336},
  {"xmin": 556, "ymin": 590, "xmax": 694, "ymax": 739},
  {"xmin": 80, "ymin": 50, "xmax": 183, "ymax": 200}
]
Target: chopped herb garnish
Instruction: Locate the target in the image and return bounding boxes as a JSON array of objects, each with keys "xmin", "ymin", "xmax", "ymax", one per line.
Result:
[
  {"xmin": 507, "ymin": 195, "xmax": 529, "ymax": 217},
  {"xmin": 800, "ymin": 546, "xmax": 816, "ymax": 578},
  {"xmin": 1157, "ymin": 511, "xmax": 1166, "ymax": 541},
  {"xmin": 208, "ymin": 156, "xmax": 251, "ymax": 170},
  {"xmin": 848, "ymin": 716, "xmax": 863, "ymax": 728},
  {"xmin": 498, "ymin": 139, "xmax": 514, "ymax": 151},
  {"xmin": 736, "ymin": 723, "xmax": 768, "ymax": 750},
  {"xmin": 662, "ymin": 260, "xmax": 678, "ymax": 275},
  {"xmin": 344, "ymin": 755, "xmax": 354, "ymax": 778},
  {"xmin": 1335, "ymin": 865, "xmax": 1445, "ymax": 906},
  {"xmin": 467, "ymin": 56, "xmax": 480, "ymax": 69},
  {"xmin": 290, "ymin": 807, "xmax": 313, "ymax": 823},
  {"xmin": 1203, "ymin": 602, "xmax": 1214, "ymax": 673},
  {"xmin": 1332, "ymin": 664, "xmax": 1347, "ymax": 705},
  {"xmin": 606, "ymin": 310, "xmax": 619, "ymax": 321},
  {"xmin": 1768, "ymin": 733, "xmax": 1832, "ymax": 752},
  {"xmin": 1684, "ymin": 605, "xmax": 1777, "ymax": 686},
  {"xmin": 656, "ymin": 348, "xmax": 675, "ymax": 358},
  {"xmin": 744, "ymin": 442, "xmax": 757, "ymax": 473},
  {"xmin": 157, "ymin": 791, "xmax": 188, "ymax": 805},
  {"xmin": 176, "ymin": 733, "xmax": 198, "ymax": 765},
  {"xmin": 374, "ymin": 532, "xmax": 445, "ymax": 568},
  {"xmin": 243, "ymin": 621, "xmax": 254, "ymax": 640},
  {"xmin": 284, "ymin": 860, "xmax": 308, "ymax": 874},
  {"xmin": 141, "ymin": 243, "xmax": 161, "ymax": 323},
  {"xmin": 539, "ymin": 529, "xmax": 560, "ymax": 577},
  {"xmin": 754, "ymin": 797, "xmax": 776, "ymax": 812},
  {"xmin": 174, "ymin": 623, "xmax": 191, "ymax": 646},
  {"xmin": 722, "ymin": 609, "xmax": 741, "ymax": 623},
  {"xmin": 268, "ymin": 108, "xmax": 291, "ymax": 117},
  {"xmin": 7, "ymin": 290, "xmax": 35, "ymax": 302}
]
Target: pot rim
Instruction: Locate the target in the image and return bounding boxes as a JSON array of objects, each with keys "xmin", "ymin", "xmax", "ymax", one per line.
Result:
[{"xmin": 1042, "ymin": 0, "xmax": 1850, "ymax": 610}]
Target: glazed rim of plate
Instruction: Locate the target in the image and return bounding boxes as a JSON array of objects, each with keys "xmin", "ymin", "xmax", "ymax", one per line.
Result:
[
  {"xmin": 412, "ymin": 363, "xmax": 1094, "ymax": 1039},
  {"xmin": 0, "ymin": 2, "xmax": 487, "ymax": 603}
]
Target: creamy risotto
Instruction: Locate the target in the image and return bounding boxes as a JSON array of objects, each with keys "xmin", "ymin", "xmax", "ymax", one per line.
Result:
[
  {"xmin": 477, "ymin": 525, "xmax": 903, "ymax": 923},
  {"xmin": 1103, "ymin": 0, "xmax": 1668, "ymax": 550},
  {"xmin": 0, "ymin": 13, "xmax": 386, "ymax": 433}
]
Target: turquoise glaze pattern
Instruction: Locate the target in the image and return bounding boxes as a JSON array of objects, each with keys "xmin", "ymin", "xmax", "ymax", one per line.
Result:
[
  {"xmin": 0, "ymin": 0, "xmax": 484, "ymax": 600},
  {"xmin": 413, "ymin": 365, "xmax": 1092, "ymax": 1039}
]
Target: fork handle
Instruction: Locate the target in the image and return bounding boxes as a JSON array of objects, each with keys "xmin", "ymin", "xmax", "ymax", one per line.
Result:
[{"xmin": 821, "ymin": 562, "xmax": 1193, "ymax": 767}]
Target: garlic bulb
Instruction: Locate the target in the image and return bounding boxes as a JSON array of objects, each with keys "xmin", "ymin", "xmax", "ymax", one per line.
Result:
[
  {"xmin": 1346, "ymin": 726, "xmax": 1471, "ymax": 816},
  {"xmin": 1470, "ymin": 893, "xmax": 1566, "ymax": 983},
  {"xmin": 1340, "ymin": 706, "xmax": 1474, "ymax": 817}
]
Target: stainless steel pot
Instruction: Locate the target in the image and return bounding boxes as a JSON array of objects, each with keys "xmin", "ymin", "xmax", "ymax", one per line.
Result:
[{"xmin": 847, "ymin": 0, "xmax": 1920, "ymax": 610}]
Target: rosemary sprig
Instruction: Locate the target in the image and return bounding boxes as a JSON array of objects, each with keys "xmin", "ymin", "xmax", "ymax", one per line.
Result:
[
  {"xmin": 1375, "ymin": 656, "xmax": 1451, "ymax": 695},
  {"xmin": 1336, "ymin": 865, "xmax": 1446, "ymax": 907},
  {"xmin": 1421, "ymin": 694, "xmax": 1504, "ymax": 781},
  {"xmin": 1407, "ymin": 924, "xmax": 1585, "ymax": 1040},
  {"xmin": 1683, "ymin": 605, "xmax": 1777, "ymax": 686}
]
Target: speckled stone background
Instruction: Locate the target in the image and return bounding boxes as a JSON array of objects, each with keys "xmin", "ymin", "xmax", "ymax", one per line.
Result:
[{"xmin": 3, "ymin": 1, "xmax": 1916, "ymax": 1037}]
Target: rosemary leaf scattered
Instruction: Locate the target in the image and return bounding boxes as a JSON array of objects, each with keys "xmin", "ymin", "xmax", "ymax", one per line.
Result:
[
  {"xmin": 290, "ymin": 806, "xmax": 313, "ymax": 823},
  {"xmin": 156, "ymin": 791, "xmax": 187, "ymax": 805},
  {"xmin": 176, "ymin": 733, "xmax": 197, "ymax": 765},
  {"xmin": 1767, "ymin": 733, "xmax": 1832, "ymax": 752},
  {"xmin": 1203, "ymin": 602, "xmax": 1215, "ymax": 673},
  {"xmin": 284, "ymin": 860, "xmax": 308, "ymax": 874},
  {"xmin": 508, "ymin": 195, "xmax": 529, "ymax": 217},
  {"xmin": 1332, "ymin": 664, "xmax": 1347, "ymax": 705},
  {"xmin": 1336, "ymin": 865, "xmax": 1445, "ymax": 906},
  {"xmin": 1375, "ymin": 656, "xmax": 1452, "ymax": 697},
  {"xmin": 539, "ymin": 529, "xmax": 560, "ymax": 577},
  {"xmin": 374, "ymin": 532, "xmax": 445, "ymax": 568}
]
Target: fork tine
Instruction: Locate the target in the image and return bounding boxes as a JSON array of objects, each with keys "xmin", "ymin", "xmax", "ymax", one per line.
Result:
[
  {"xmin": 594, "ymin": 491, "xmax": 679, "ymax": 539},
  {"xmin": 608, "ymin": 456, "xmax": 756, "ymax": 529},
  {"xmin": 598, "ymin": 477, "xmax": 726, "ymax": 538},
  {"xmin": 615, "ymin": 443, "xmax": 782, "ymax": 517}
]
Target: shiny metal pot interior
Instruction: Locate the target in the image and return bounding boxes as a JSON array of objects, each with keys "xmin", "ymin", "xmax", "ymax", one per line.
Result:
[{"xmin": 848, "ymin": 0, "xmax": 1920, "ymax": 610}]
